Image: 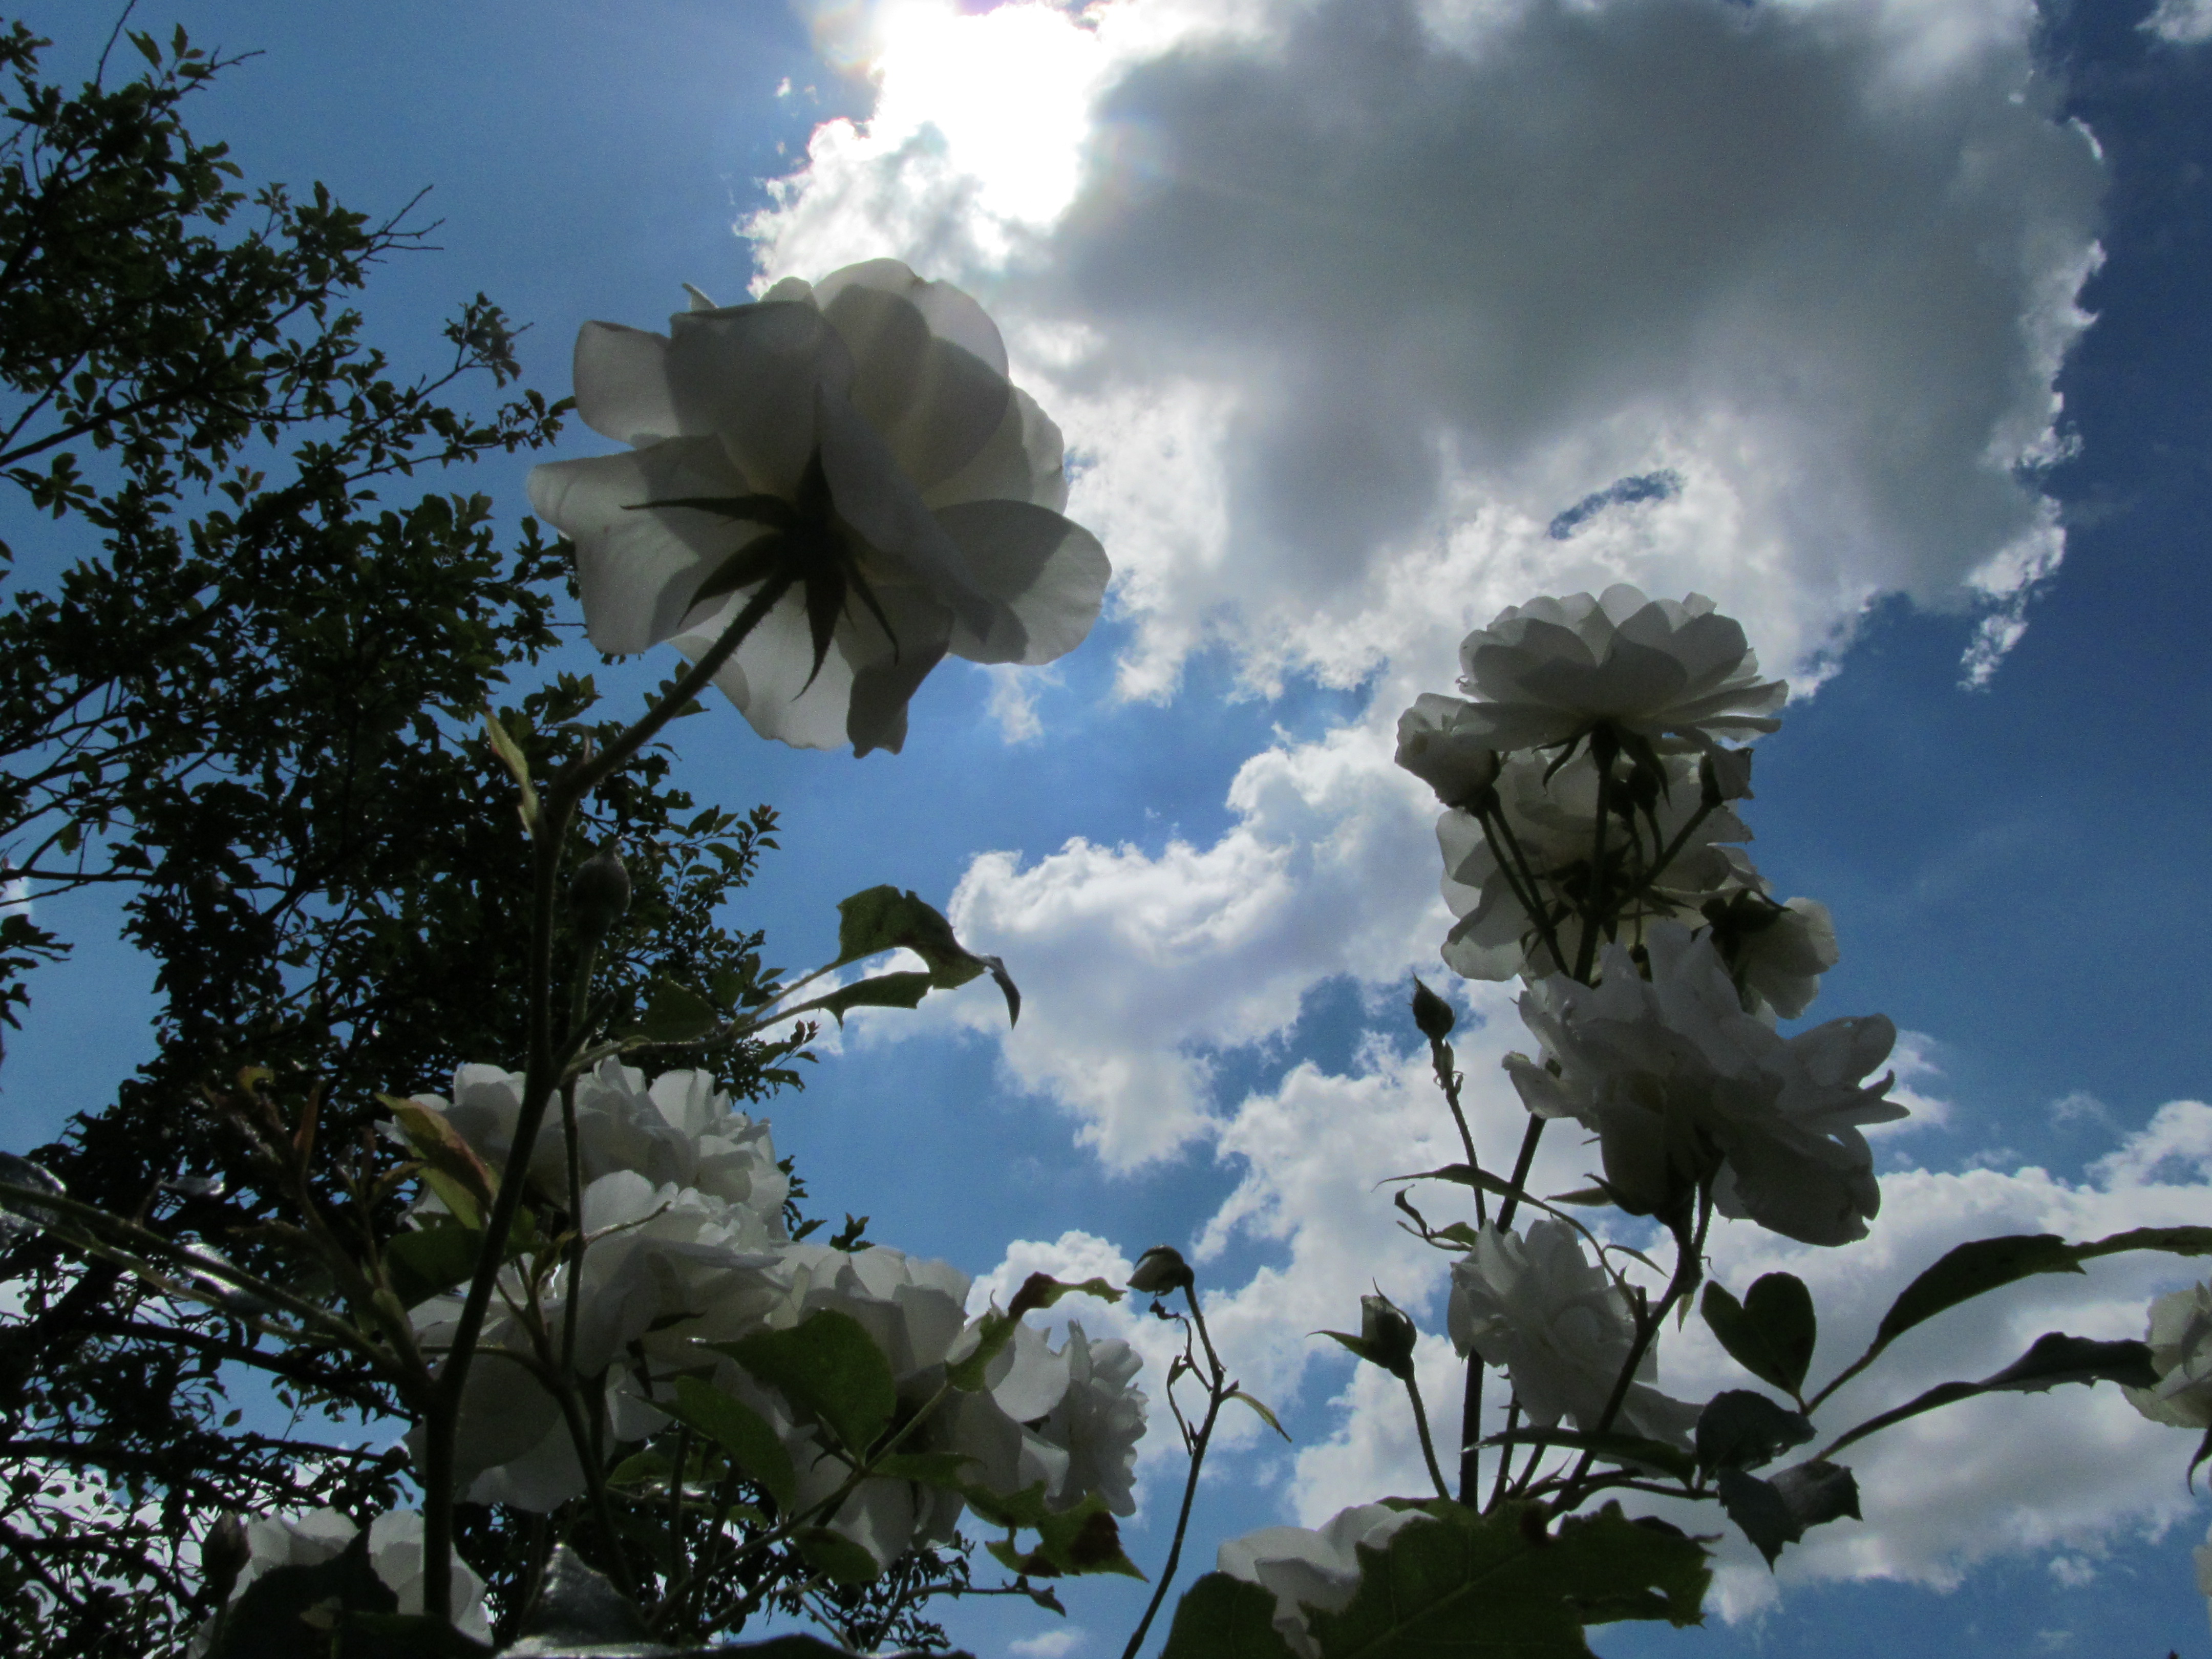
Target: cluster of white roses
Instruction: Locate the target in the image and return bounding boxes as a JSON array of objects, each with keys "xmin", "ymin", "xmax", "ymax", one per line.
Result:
[{"xmin": 406, "ymin": 1059, "xmax": 1144, "ymax": 1568}]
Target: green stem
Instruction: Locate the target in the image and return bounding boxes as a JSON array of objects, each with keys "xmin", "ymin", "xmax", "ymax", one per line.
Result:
[
  {"xmin": 421, "ymin": 579, "xmax": 786, "ymax": 1623},
  {"xmin": 1571, "ymin": 730, "xmax": 1617, "ymax": 983},
  {"xmin": 1121, "ymin": 1287, "xmax": 1229, "ymax": 1659},
  {"xmin": 1405, "ymin": 1369, "xmax": 1453, "ymax": 1504}
]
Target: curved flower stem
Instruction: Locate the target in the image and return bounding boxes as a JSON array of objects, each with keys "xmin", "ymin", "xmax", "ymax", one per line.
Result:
[
  {"xmin": 1403, "ymin": 1369, "xmax": 1454, "ymax": 1504},
  {"xmin": 1424, "ymin": 1030, "xmax": 1490, "ymax": 1505},
  {"xmin": 1486, "ymin": 1398, "xmax": 1522, "ymax": 1509},
  {"xmin": 421, "ymin": 579, "xmax": 790, "ymax": 1624},
  {"xmin": 1121, "ymin": 1285, "xmax": 1230, "ymax": 1659}
]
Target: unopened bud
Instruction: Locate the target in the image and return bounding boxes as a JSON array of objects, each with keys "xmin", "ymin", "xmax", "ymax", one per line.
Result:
[
  {"xmin": 1128, "ymin": 1245, "xmax": 1194, "ymax": 1297},
  {"xmin": 568, "ymin": 841, "xmax": 630, "ymax": 942},
  {"xmin": 201, "ymin": 1514, "xmax": 249, "ymax": 1605},
  {"xmin": 1360, "ymin": 1292, "xmax": 1419, "ymax": 1379},
  {"xmin": 1410, "ymin": 978, "xmax": 1456, "ymax": 1043}
]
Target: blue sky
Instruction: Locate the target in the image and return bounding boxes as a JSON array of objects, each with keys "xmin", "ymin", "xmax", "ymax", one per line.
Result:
[{"xmin": 9, "ymin": 1, "xmax": 2212, "ymax": 1655}]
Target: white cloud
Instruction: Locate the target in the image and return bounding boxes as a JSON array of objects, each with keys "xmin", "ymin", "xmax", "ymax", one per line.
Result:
[
  {"xmin": 761, "ymin": 0, "xmax": 2103, "ymax": 697},
  {"xmin": 2142, "ymin": 0, "xmax": 2212, "ymax": 47},
  {"xmin": 1010, "ymin": 1630, "xmax": 1087, "ymax": 1659}
]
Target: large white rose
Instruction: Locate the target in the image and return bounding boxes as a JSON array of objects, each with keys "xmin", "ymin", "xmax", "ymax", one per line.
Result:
[
  {"xmin": 1505, "ymin": 925, "xmax": 1904, "ymax": 1245},
  {"xmin": 1448, "ymin": 585, "xmax": 1785, "ymax": 752},
  {"xmin": 1447, "ymin": 1220, "xmax": 1698, "ymax": 1447},
  {"xmin": 526, "ymin": 260, "xmax": 1110, "ymax": 755},
  {"xmin": 1032, "ymin": 1322, "xmax": 1146, "ymax": 1517},
  {"xmin": 1216, "ymin": 1503, "xmax": 1421, "ymax": 1659},
  {"xmin": 1435, "ymin": 746, "xmax": 1756, "ymax": 982},
  {"xmin": 2124, "ymin": 1280, "xmax": 2212, "ymax": 1429}
]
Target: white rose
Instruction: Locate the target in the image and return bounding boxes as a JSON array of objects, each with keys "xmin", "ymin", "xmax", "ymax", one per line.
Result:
[
  {"xmin": 1217, "ymin": 1503, "xmax": 1420, "ymax": 1659},
  {"xmin": 2125, "ymin": 1281, "xmax": 2212, "ymax": 1428},
  {"xmin": 1447, "ymin": 1220, "xmax": 1698, "ymax": 1447},
  {"xmin": 1450, "ymin": 585, "xmax": 1784, "ymax": 752},
  {"xmin": 1032, "ymin": 1322, "xmax": 1146, "ymax": 1517},
  {"xmin": 1506, "ymin": 924, "xmax": 1904, "ymax": 1246},
  {"xmin": 527, "ymin": 261, "xmax": 1110, "ymax": 755},
  {"xmin": 1393, "ymin": 692, "xmax": 1502, "ymax": 806}
]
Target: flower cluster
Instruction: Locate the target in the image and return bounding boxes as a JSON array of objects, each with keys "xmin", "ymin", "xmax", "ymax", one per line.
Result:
[
  {"xmin": 527, "ymin": 261, "xmax": 1110, "ymax": 755},
  {"xmin": 401, "ymin": 1063, "xmax": 1145, "ymax": 1567},
  {"xmin": 1505, "ymin": 925, "xmax": 1903, "ymax": 1245}
]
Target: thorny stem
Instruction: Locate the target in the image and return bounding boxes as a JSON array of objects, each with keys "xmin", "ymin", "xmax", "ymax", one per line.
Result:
[
  {"xmin": 422, "ymin": 580, "xmax": 788, "ymax": 1622},
  {"xmin": 1122, "ymin": 1284, "xmax": 1230, "ymax": 1659},
  {"xmin": 1405, "ymin": 1368, "xmax": 1454, "ymax": 1503},
  {"xmin": 1424, "ymin": 1030, "xmax": 1491, "ymax": 1506},
  {"xmin": 1487, "ymin": 1398, "xmax": 1522, "ymax": 1509}
]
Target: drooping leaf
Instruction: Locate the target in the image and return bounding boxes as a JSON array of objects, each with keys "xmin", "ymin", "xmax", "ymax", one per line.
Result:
[
  {"xmin": 976, "ymin": 1491, "xmax": 1144, "ymax": 1580},
  {"xmin": 1694, "ymin": 1390, "xmax": 1814, "ymax": 1475},
  {"xmin": 949, "ymin": 1273, "xmax": 1123, "ymax": 1391},
  {"xmin": 667, "ymin": 1376, "xmax": 798, "ymax": 1513},
  {"xmin": 1301, "ymin": 1500, "xmax": 1708, "ymax": 1657},
  {"xmin": 832, "ymin": 885, "xmax": 1020, "ymax": 1022},
  {"xmin": 713, "ymin": 1309, "xmax": 897, "ymax": 1457},
  {"xmin": 1229, "ymin": 1389, "xmax": 1294, "ymax": 1442},
  {"xmin": 1715, "ymin": 1460, "xmax": 1860, "ymax": 1569},
  {"xmin": 384, "ymin": 1096, "xmax": 495, "ymax": 1227},
  {"xmin": 1825, "ymin": 1332, "xmax": 2159, "ymax": 1457},
  {"xmin": 1700, "ymin": 1274, "xmax": 1816, "ymax": 1397},
  {"xmin": 1160, "ymin": 1572, "xmax": 1302, "ymax": 1659}
]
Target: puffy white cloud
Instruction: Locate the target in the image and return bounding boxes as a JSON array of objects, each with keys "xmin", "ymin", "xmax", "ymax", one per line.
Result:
[
  {"xmin": 2142, "ymin": 0, "xmax": 2212, "ymax": 47},
  {"xmin": 762, "ymin": 0, "xmax": 2103, "ymax": 698}
]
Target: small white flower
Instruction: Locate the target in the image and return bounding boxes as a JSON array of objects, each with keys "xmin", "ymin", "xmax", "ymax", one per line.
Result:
[
  {"xmin": 1447, "ymin": 1220, "xmax": 1698, "ymax": 1446},
  {"xmin": 528, "ymin": 261, "xmax": 1110, "ymax": 755},
  {"xmin": 1033, "ymin": 1323, "xmax": 1146, "ymax": 1517},
  {"xmin": 2124, "ymin": 1281, "xmax": 2212, "ymax": 1429},
  {"xmin": 1217, "ymin": 1504, "xmax": 1420, "ymax": 1659},
  {"xmin": 1504, "ymin": 925, "xmax": 1904, "ymax": 1245},
  {"xmin": 1450, "ymin": 585, "xmax": 1784, "ymax": 752},
  {"xmin": 1394, "ymin": 693, "xmax": 1502, "ymax": 807}
]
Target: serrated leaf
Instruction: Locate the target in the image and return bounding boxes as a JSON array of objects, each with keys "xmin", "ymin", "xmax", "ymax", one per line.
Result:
[
  {"xmin": 667, "ymin": 1376, "xmax": 797, "ymax": 1512},
  {"xmin": 1694, "ymin": 1390, "xmax": 1814, "ymax": 1474},
  {"xmin": 813, "ymin": 970, "xmax": 931, "ymax": 1026},
  {"xmin": 1305, "ymin": 1501, "xmax": 1708, "ymax": 1656},
  {"xmin": 1714, "ymin": 1469, "xmax": 1797, "ymax": 1568},
  {"xmin": 1701, "ymin": 1274, "xmax": 1816, "ymax": 1397},
  {"xmin": 1160, "ymin": 1572, "xmax": 1301, "ymax": 1659},
  {"xmin": 712, "ymin": 1309, "xmax": 896, "ymax": 1457},
  {"xmin": 1869, "ymin": 1235, "xmax": 2085, "ymax": 1356},
  {"xmin": 1825, "ymin": 1332, "xmax": 2159, "ymax": 1457},
  {"xmin": 1769, "ymin": 1460, "xmax": 1860, "ymax": 1530},
  {"xmin": 632, "ymin": 977, "xmax": 721, "ymax": 1044},
  {"xmin": 795, "ymin": 1526, "xmax": 882, "ymax": 1585}
]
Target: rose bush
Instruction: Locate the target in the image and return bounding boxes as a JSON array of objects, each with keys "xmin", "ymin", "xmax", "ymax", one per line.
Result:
[{"xmin": 526, "ymin": 260, "xmax": 1110, "ymax": 754}]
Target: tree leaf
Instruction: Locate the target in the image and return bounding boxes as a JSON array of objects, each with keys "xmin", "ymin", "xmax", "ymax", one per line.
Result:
[
  {"xmin": 1160, "ymin": 1572, "xmax": 1301, "ymax": 1659},
  {"xmin": 712, "ymin": 1309, "xmax": 897, "ymax": 1458},
  {"xmin": 1700, "ymin": 1274, "xmax": 1816, "ymax": 1397},
  {"xmin": 1694, "ymin": 1390, "xmax": 1814, "ymax": 1474},
  {"xmin": 666, "ymin": 1376, "xmax": 798, "ymax": 1513},
  {"xmin": 1304, "ymin": 1501, "xmax": 1709, "ymax": 1657}
]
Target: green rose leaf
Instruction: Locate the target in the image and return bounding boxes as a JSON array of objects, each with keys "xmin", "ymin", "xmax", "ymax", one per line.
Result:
[
  {"xmin": 1481, "ymin": 1426, "xmax": 1694, "ymax": 1481},
  {"xmin": 382, "ymin": 1225, "xmax": 482, "ymax": 1308},
  {"xmin": 712, "ymin": 1309, "xmax": 897, "ymax": 1458},
  {"xmin": 1716, "ymin": 1459, "xmax": 1860, "ymax": 1569},
  {"xmin": 1304, "ymin": 1501, "xmax": 1708, "ymax": 1657},
  {"xmin": 1160, "ymin": 1572, "xmax": 1302, "ymax": 1659},
  {"xmin": 1826, "ymin": 1332, "xmax": 2159, "ymax": 1457},
  {"xmin": 795, "ymin": 1526, "xmax": 884, "ymax": 1585},
  {"xmin": 1694, "ymin": 1390, "xmax": 1814, "ymax": 1475},
  {"xmin": 666, "ymin": 1376, "xmax": 798, "ymax": 1513},
  {"xmin": 813, "ymin": 970, "xmax": 932, "ymax": 1027},
  {"xmin": 632, "ymin": 976, "xmax": 722, "ymax": 1044},
  {"xmin": 975, "ymin": 1489, "xmax": 1144, "ymax": 1580},
  {"xmin": 833, "ymin": 886, "xmax": 1020, "ymax": 1024},
  {"xmin": 1700, "ymin": 1273, "xmax": 1817, "ymax": 1397}
]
